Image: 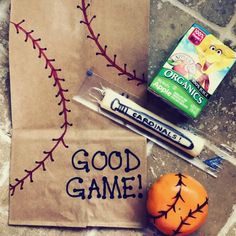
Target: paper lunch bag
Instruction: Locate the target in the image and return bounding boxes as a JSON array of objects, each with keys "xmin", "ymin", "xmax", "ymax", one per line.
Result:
[{"xmin": 9, "ymin": 0, "xmax": 149, "ymax": 228}]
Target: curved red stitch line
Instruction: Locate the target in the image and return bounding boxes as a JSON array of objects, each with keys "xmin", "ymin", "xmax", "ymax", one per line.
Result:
[
  {"xmin": 9, "ymin": 20, "xmax": 72, "ymax": 196},
  {"xmin": 77, "ymin": 0, "xmax": 146, "ymax": 86}
]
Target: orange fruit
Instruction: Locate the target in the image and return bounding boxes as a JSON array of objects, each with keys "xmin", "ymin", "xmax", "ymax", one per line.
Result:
[{"xmin": 147, "ymin": 173, "xmax": 208, "ymax": 236}]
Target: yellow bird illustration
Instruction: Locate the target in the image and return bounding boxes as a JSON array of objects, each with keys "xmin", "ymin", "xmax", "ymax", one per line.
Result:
[{"xmin": 195, "ymin": 34, "xmax": 235, "ymax": 91}]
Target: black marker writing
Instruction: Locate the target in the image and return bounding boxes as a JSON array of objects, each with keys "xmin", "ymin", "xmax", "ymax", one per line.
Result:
[
  {"xmin": 111, "ymin": 98, "xmax": 194, "ymax": 150},
  {"xmin": 66, "ymin": 148, "xmax": 143, "ymax": 200}
]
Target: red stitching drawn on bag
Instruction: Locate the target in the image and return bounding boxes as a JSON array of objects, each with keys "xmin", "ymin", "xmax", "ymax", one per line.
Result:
[
  {"xmin": 9, "ymin": 20, "xmax": 72, "ymax": 196},
  {"xmin": 77, "ymin": 0, "xmax": 147, "ymax": 86}
]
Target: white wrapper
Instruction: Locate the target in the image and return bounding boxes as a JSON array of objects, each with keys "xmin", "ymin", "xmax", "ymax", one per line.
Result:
[{"xmin": 100, "ymin": 89, "xmax": 205, "ymax": 157}]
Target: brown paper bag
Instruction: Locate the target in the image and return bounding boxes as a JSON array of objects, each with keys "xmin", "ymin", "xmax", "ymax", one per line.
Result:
[
  {"xmin": 9, "ymin": 129, "xmax": 147, "ymax": 228},
  {"xmin": 9, "ymin": 0, "xmax": 149, "ymax": 228}
]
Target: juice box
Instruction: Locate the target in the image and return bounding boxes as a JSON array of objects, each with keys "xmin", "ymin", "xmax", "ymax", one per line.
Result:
[{"xmin": 148, "ymin": 23, "xmax": 236, "ymax": 119}]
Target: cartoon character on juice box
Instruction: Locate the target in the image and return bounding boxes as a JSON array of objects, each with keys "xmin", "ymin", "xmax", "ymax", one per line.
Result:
[
  {"xmin": 167, "ymin": 53, "xmax": 196, "ymax": 80},
  {"xmin": 168, "ymin": 34, "xmax": 235, "ymax": 93},
  {"xmin": 195, "ymin": 34, "xmax": 236, "ymax": 92},
  {"xmin": 171, "ymin": 59, "xmax": 188, "ymax": 76}
]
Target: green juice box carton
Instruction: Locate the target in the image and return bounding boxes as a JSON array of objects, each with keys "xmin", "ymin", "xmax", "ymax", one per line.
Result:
[{"xmin": 148, "ymin": 23, "xmax": 236, "ymax": 119}]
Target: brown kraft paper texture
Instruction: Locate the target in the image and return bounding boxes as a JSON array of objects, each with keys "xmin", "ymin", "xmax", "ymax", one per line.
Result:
[{"xmin": 9, "ymin": 0, "xmax": 149, "ymax": 228}]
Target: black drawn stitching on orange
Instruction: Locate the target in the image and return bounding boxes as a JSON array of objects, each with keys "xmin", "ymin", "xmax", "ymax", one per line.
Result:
[
  {"xmin": 172, "ymin": 197, "xmax": 208, "ymax": 235},
  {"xmin": 151, "ymin": 173, "xmax": 187, "ymax": 223}
]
